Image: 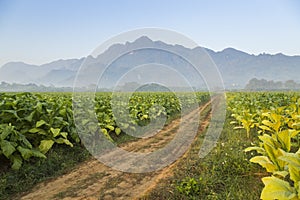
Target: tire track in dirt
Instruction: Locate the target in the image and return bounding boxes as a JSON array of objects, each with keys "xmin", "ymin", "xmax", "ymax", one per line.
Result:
[{"xmin": 20, "ymin": 100, "xmax": 213, "ymax": 200}]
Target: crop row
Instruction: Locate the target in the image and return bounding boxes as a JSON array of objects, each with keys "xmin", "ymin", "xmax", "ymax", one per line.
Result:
[
  {"xmin": 228, "ymin": 92, "xmax": 300, "ymax": 199},
  {"xmin": 0, "ymin": 92, "xmax": 209, "ymax": 169}
]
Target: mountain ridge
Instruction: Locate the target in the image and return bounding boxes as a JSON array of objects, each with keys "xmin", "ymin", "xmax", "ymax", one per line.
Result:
[{"xmin": 1, "ymin": 36, "xmax": 299, "ymax": 89}]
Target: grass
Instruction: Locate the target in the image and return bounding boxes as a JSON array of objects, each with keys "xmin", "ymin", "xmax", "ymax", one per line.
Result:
[{"xmin": 143, "ymin": 110, "xmax": 265, "ymax": 199}]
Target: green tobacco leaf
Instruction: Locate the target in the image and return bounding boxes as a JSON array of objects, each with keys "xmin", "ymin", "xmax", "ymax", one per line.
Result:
[
  {"xmin": 115, "ymin": 127, "xmax": 121, "ymax": 135},
  {"xmin": 18, "ymin": 134, "xmax": 32, "ymax": 149},
  {"xmin": 259, "ymin": 125, "xmax": 272, "ymax": 132},
  {"xmin": 17, "ymin": 146, "xmax": 33, "ymax": 160},
  {"xmin": 273, "ymin": 171, "xmax": 289, "ymax": 178},
  {"xmin": 10, "ymin": 154, "xmax": 22, "ymax": 170},
  {"xmin": 0, "ymin": 140, "xmax": 16, "ymax": 158},
  {"xmin": 50, "ymin": 128, "xmax": 60, "ymax": 137},
  {"xmin": 55, "ymin": 138, "xmax": 73, "ymax": 147},
  {"xmin": 277, "ymin": 130, "xmax": 291, "ymax": 152},
  {"xmin": 259, "ymin": 134, "xmax": 285, "ymax": 170},
  {"xmin": 0, "ymin": 124, "xmax": 13, "ymax": 140},
  {"xmin": 28, "ymin": 128, "xmax": 39, "ymax": 133},
  {"xmin": 24, "ymin": 111, "xmax": 35, "ymax": 122},
  {"xmin": 31, "ymin": 149, "xmax": 46, "ymax": 159},
  {"xmin": 290, "ymin": 129, "xmax": 300, "ymax": 138},
  {"xmin": 59, "ymin": 108, "xmax": 66, "ymax": 117},
  {"xmin": 261, "ymin": 176, "xmax": 297, "ymax": 200},
  {"xmin": 29, "ymin": 128, "xmax": 47, "ymax": 135},
  {"xmin": 279, "ymin": 150, "xmax": 300, "ymax": 168},
  {"xmin": 279, "ymin": 151, "xmax": 300, "ymax": 183},
  {"xmin": 262, "ymin": 120, "xmax": 274, "ymax": 129},
  {"xmin": 289, "ymin": 165, "xmax": 300, "ymax": 185},
  {"xmin": 244, "ymin": 146, "xmax": 265, "ymax": 154},
  {"xmin": 36, "ymin": 120, "xmax": 47, "ymax": 128},
  {"xmin": 39, "ymin": 140, "xmax": 54, "ymax": 154},
  {"xmin": 250, "ymin": 156, "xmax": 276, "ymax": 172},
  {"xmin": 36, "ymin": 102, "xmax": 43, "ymax": 113},
  {"xmin": 60, "ymin": 132, "xmax": 68, "ymax": 139}
]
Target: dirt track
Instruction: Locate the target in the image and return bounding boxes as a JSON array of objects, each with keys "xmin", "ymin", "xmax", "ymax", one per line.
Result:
[{"xmin": 20, "ymin": 101, "xmax": 212, "ymax": 200}]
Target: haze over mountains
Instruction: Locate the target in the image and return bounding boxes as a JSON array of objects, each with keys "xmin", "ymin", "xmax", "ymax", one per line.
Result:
[{"xmin": 0, "ymin": 36, "xmax": 299, "ymax": 90}]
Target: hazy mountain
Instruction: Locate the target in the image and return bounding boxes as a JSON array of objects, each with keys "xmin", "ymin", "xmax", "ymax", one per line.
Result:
[
  {"xmin": 209, "ymin": 48, "xmax": 300, "ymax": 88},
  {"xmin": 0, "ymin": 37, "xmax": 299, "ymax": 89},
  {"xmin": 0, "ymin": 58, "xmax": 84, "ymax": 86}
]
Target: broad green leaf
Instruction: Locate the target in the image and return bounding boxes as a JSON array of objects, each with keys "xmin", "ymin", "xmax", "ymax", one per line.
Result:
[
  {"xmin": 39, "ymin": 140, "xmax": 54, "ymax": 154},
  {"xmin": 279, "ymin": 152, "xmax": 300, "ymax": 183},
  {"xmin": 277, "ymin": 130, "xmax": 291, "ymax": 152},
  {"xmin": 17, "ymin": 146, "xmax": 32, "ymax": 160},
  {"xmin": 290, "ymin": 129, "xmax": 300, "ymax": 138},
  {"xmin": 259, "ymin": 134, "xmax": 285, "ymax": 170},
  {"xmin": 50, "ymin": 128, "xmax": 60, "ymax": 137},
  {"xmin": 60, "ymin": 132, "xmax": 68, "ymax": 139},
  {"xmin": 0, "ymin": 124, "xmax": 13, "ymax": 140},
  {"xmin": 115, "ymin": 127, "xmax": 121, "ymax": 135},
  {"xmin": 36, "ymin": 120, "xmax": 46, "ymax": 128},
  {"xmin": 59, "ymin": 108, "xmax": 66, "ymax": 116},
  {"xmin": 29, "ymin": 128, "xmax": 47, "ymax": 135},
  {"xmin": 18, "ymin": 134, "xmax": 32, "ymax": 149},
  {"xmin": 259, "ymin": 125, "xmax": 272, "ymax": 132},
  {"xmin": 273, "ymin": 171, "xmax": 289, "ymax": 178},
  {"xmin": 31, "ymin": 149, "xmax": 46, "ymax": 159},
  {"xmin": 289, "ymin": 165, "xmax": 300, "ymax": 184},
  {"xmin": 278, "ymin": 150, "xmax": 300, "ymax": 169},
  {"xmin": 244, "ymin": 146, "xmax": 265, "ymax": 154},
  {"xmin": 262, "ymin": 120, "xmax": 274, "ymax": 129},
  {"xmin": 28, "ymin": 128, "xmax": 40, "ymax": 133},
  {"xmin": 263, "ymin": 140, "xmax": 277, "ymax": 165},
  {"xmin": 24, "ymin": 111, "xmax": 35, "ymax": 122},
  {"xmin": 10, "ymin": 155, "xmax": 22, "ymax": 170},
  {"xmin": 55, "ymin": 138, "xmax": 73, "ymax": 147},
  {"xmin": 250, "ymin": 156, "xmax": 277, "ymax": 172},
  {"xmin": 261, "ymin": 176, "xmax": 297, "ymax": 200},
  {"xmin": 0, "ymin": 140, "xmax": 16, "ymax": 158},
  {"xmin": 36, "ymin": 102, "xmax": 43, "ymax": 113}
]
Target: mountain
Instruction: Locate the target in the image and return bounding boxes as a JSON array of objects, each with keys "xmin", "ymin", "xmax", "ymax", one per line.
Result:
[
  {"xmin": 0, "ymin": 58, "xmax": 84, "ymax": 86},
  {"xmin": 209, "ymin": 48, "xmax": 300, "ymax": 88},
  {"xmin": 0, "ymin": 37, "xmax": 299, "ymax": 89}
]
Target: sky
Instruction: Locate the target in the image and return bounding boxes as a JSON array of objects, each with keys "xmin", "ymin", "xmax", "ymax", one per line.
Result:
[{"xmin": 0, "ymin": 0, "xmax": 300, "ymax": 67}]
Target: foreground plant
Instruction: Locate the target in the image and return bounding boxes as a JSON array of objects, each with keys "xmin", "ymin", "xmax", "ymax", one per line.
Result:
[{"xmin": 229, "ymin": 92, "xmax": 300, "ymax": 199}]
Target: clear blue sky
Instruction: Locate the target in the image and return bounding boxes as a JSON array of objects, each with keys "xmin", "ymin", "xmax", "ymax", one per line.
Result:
[{"xmin": 0, "ymin": 0, "xmax": 299, "ymax": 66}]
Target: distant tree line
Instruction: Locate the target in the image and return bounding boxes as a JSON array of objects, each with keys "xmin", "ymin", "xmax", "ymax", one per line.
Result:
[
  {"xmin": 245, "ymin": 78, "xmax": 300, "ymax": 91},
  {"xmin": 0, "ymin": 82, "xmax": 73, "ymax": 92}
]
